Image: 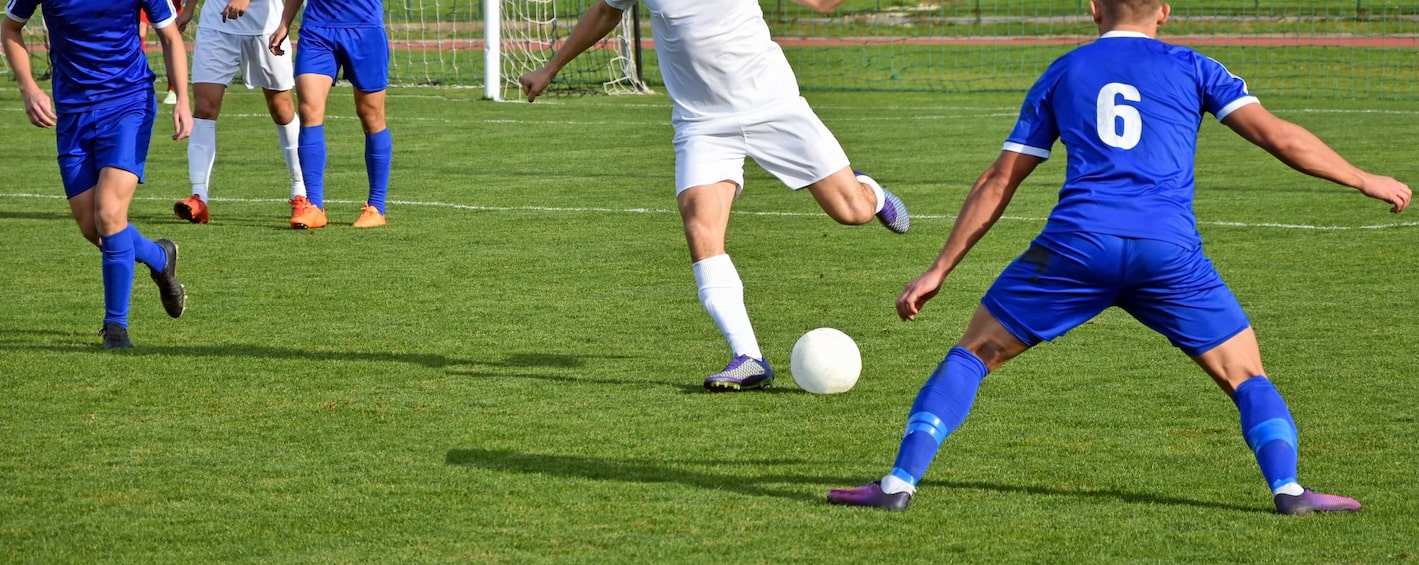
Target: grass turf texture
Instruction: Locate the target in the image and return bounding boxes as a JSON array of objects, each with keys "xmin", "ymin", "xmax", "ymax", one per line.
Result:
[{"xmin": 1, "ymin": 87, "xmax": 1416, "ymax": 562}]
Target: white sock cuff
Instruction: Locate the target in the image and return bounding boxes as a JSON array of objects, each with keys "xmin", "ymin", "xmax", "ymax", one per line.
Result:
[
  {"xmin": 193, "ymin": 118, "xmax": 216, "ymax": 135},
  {"xmin": 857, "ymin": 172, "xmax": 887, "ymax": 214},
  {"xmin": 276, "ymin": 118, "xmax": 300, "ymax": 147},
  {"xmin": 692, "ymin": 254, "xmax": 741, "ymax": 290},
  {"xmin": 880, "ymin": 473, "xmax": 916, "ymax": 495}
]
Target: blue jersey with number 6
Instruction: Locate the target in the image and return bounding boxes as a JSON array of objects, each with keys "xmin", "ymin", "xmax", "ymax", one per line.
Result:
[{"xmin": 1004, "ymin": 31, "xmax": 1257, "ymax": 249}]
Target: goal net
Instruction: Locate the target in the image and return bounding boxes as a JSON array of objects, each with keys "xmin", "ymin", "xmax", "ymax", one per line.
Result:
[{"xmin": 386, "ymin": 0, "xmax": 648, "ymax": 98}]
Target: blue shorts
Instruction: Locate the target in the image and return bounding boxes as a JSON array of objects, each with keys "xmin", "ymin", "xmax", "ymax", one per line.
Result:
[
  {"xmin": 56, "ymin": 93, "xmax": 157, "ymax": 198},
  {"xmin": 981, "ymin": 232, "xmax": 1250, "ymax": 356},
  {"xmin": 294, "ymin": 25, "xmax": 390, "ymax": 92}
]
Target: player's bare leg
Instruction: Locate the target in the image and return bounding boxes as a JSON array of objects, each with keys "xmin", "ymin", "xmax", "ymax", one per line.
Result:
[
  {"xmin": 1192, "ymin": 328, "xmax": 1360, "ymax": 515},
  {"xmin": 351, "ymin": 88, "xmax": 389, "ymax": 227},
  {"xmin": 679, "ymin": 182, "xmax": 772, "ymax": 391},
  {"xmin": 290, "ymin": 74, "xmax": 332, "ymax": 229},
  {"xmin": 807, "ymin": 166, "xmax": 910, "ymax": 233},
  {"xmin": 177, "ymin": 82, "xmax": 227, "ymax": 224},
  {"xmin": 829, "ymin": 306, "xmax": 1027, "ymax": 509}
]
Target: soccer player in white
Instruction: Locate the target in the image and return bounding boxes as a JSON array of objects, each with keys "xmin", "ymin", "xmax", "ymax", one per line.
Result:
[
  {"xmin": 171, "ymin": 0, "xmax": 304, "ymax": 224},
  {"xmin": 520, "ymin": 0, "xmax": 912, "ymax": 392}
]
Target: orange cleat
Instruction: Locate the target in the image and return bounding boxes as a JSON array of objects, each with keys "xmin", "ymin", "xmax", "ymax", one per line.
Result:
[
  {"xmin": 174, "ymin": 195, "xmax": 209, "ymax": 224},
  {"xmin": 290, "ymin": 196, "xmax": 327, "ymax": 229},
  {"xmin": 352, "ymin": 204, "xmax": 386, "ymax": 228}
]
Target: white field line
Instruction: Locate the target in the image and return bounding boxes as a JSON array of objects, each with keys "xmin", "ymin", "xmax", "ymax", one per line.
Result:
[{"xmin": 3, "ymin": 192, "xmax": 1414, "ymax": 231}]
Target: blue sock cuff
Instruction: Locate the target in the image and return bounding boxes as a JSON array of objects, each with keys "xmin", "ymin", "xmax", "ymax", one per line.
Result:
[
  {"xmin": 1245, "ymin": 418, "xmax": 1298, "ymax": 452},
  {"xmin": 946, "ymin": 346, "xmax": 989, "ymax": 382},
  {"xmin": 366, "ymin": 128, "xmax": 391, "ymax": 149},
  {"xmin": 100, "ymin": 224, "xmax": 133, "ymax": 252}
]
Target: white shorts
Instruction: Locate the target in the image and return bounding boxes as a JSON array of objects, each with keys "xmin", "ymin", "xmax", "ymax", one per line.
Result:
[
  {"xmin": 191, "ymin": 26, "xmax": 295, "ymax": 91},
  {"xmin": 672, "ymin": 97, "xmax": 851, "ymax": 195}
]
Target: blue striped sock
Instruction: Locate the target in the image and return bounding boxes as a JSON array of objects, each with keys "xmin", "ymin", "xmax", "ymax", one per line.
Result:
[
  {"xmin": 299, "ymin": 125, "xmax": 326, "ymax": 209},
  {"xmin": 1232, "ymin": 376, "xmax": 1299, "ymax": 491},
  {"xmin": 889, "ymin": 346, "xmax": 989, "ymax": 487},
  {"xmin": 364, "ymin": 128, "xmax": 391, "ymax": 215}
]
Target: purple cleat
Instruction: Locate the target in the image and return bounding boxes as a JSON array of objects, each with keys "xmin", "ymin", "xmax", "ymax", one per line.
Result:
[
  {"xmin": 827, "ymin": 481, "xmax": 912, "ymax": 511},
  {"xmin": 854, "ymin": 170, "xmax": 910, "ymax": 234},
  {"xmin": 1274, "ymin": 488, "xmax": 1361, "ymax": 516},
  {"xmin": 703, "ymin": 355, "xmax": 774, "ymax": 392}
]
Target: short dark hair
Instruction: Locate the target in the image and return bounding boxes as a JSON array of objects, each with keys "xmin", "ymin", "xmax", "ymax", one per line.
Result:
[{"xmin": 1095, "ymin": 0, "xmax": 1163, "ymax": 23}]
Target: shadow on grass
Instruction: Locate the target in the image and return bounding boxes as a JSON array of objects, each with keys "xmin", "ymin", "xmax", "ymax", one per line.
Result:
[
  {"xmin": 0, "ymin": 210, "xmax": 72, "ymax": 222},
  {"xmin": 444, "ymin": 447, "xmax": 1269, "ymax": 513},
  {"xmin": 0, "ymin": 330, "xmax": 624, "ymax": 371}
]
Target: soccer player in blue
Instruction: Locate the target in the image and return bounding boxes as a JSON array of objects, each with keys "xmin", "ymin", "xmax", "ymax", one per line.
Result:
[
  {"xmin": 4, "ymin": 0, "xmax": 194, "ymax": 349},
  {"xmin": 269, "ymin": 0, "xmax": 391, "ymax": 229},
  {"xmin": 827, "ymin": 0, "xmax": 1411, "ymax": 515}
]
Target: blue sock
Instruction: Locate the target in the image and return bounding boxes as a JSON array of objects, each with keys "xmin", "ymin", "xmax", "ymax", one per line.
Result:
[
  {"xmin": 1232, "ymin": 376, "xmax": 1299, "ymax": 491},
  {"xmin": 888, "ymin": 346, "xmax": 989, "ymax": 488},
  {"xmin": 124, "ymin": 225, "xmax": 165, "ymax": 270},
  {"xmin": 364, "ymin": 128, "xmax": 391, "ymax": 215},
  {"xmin": 99, "ymin": 226, "xmax": 137, "ymax": 327},
  {"xmin": 299, "ymin": 125, "xmax": 326, "ymax": 209}
]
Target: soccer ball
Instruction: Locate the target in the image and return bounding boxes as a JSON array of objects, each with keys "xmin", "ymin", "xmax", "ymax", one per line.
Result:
[{"xmin": 790, "ymin": 328, "xmax": 861, "ymax": 394}]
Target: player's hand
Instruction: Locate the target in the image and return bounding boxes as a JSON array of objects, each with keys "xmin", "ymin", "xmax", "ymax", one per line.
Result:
[
  {"xmin": 1357, "ymin": 172, "xmax": 1411, "ymax": 213},
  {"xmin": 269, "ymin": 25, "xmax": 289, "ymax": 56},
  {"xmin": 519, "ymin": 68, "xmax": 553, "ymax": 102},
  {"xmin": 221, "ymin": 0, "xmax": 252, "ymax": 21},
  {"xmin": 176, "ymin": 10, "xmax": 193, "ymax": 32},
  {"xmin": 171, "ymin": 104, "xmax": 193, "ymax": 141},
  {"xmin": 19, "ymin": 85, "xmax": 56, "ymax": 128},
  {"xmin": 896, "ymin": 269, "xmax": 947, "ymax": 321}
]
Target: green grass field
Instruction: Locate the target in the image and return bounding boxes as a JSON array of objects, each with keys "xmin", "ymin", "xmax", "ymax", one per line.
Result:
[{"xmin": 1, "ymin": 87, "xmax": 1417, "ymax": 562}]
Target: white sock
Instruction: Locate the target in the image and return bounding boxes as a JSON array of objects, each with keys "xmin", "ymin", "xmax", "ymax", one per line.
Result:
[
  {"xmin": 856, "ymin": 172, "xmax": 886, "ymax": 214},
  {"xmin": 277, "ymin": 118, "xmax": 305, "ymax": 198},
  {"xmin": 879, "ymin": 474, "xmax": 916, "ymax": 495},
  {"xmin": 188, "ymin": 118, "xmax": 217, "ymax": 202},
  {"xmin": 692, "ymin": 254, "xmax": 762, "ymax": 360},
  {"xmin": 1273, "ymin": 482, "xmax": 1304, "ymax": 496}
]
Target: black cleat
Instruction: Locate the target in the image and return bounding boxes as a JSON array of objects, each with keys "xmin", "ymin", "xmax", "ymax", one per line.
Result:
[
  {"xmin": 100, "ymin": 322, "xmax": 133, "ymax": 349},
  {"xmin": 149, "ymin": 239, "xmax": 186, "ymax": 318}
]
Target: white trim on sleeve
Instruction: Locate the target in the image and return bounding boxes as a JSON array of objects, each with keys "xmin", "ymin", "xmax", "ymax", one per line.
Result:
[
  {"xmin": 1215, "ymin": 96, "xmax": 1260, "ymax": 121},
  {"xmin": 1003, "ymin": 142, "xmax": 1051, "ymax": 159}
]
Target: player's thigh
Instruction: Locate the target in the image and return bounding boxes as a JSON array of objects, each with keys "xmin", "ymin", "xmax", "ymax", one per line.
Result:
[
  {"xmin": 1116, "ymin": 239, "xmax": 1251, "ymax": 357},
  {"xmin": 295, "ymin": 74, "xmax": 335, "ymax": 125},
  {"xmin": 239, "ymin": 33, "xmax": 295, "ymax": 91},
  {"xmin": 191, "ymin": 27, "xmax": 243, "ymax": 87},
  {"xmin": 743, "ymin": 97, "xmax": 850, "ymax": 190},
  {"xmin": 339, "ymin": 27, "xmax": 390, "ymax": 93},
  {"xmin": 673, "ymin": 121, "xmax": 747, "ymax": 196},
  {"xmin": 676, "ymin": 181, "xmax": 739, "ymax": 261},
  {"xmin": 980, "ymin": 233, "xmax": 1123, "ymax": 347}
]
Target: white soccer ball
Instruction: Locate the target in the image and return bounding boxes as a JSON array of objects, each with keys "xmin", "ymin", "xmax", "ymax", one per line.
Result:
[{"xmin": 790, "ymin": 328, "xmax": 862, "ymax": 394}]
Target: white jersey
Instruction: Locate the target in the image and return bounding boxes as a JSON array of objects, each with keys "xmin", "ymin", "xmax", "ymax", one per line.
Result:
[
  {"xmin": 604, "ymin": 0, "xmax": 800, "ymax": 122},
  {"xmin": 196, "ymin": 0, "xmax": 283, "ymax": 35}
]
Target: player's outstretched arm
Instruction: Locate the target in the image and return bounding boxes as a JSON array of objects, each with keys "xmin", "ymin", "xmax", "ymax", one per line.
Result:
[
  {"xmin": 1, "ymin": 18, "xmax": 55, "ymax": 128},
  {"xmin": 155, "ymin": 22, "xmax": 193, "ymax": 140},
  {"xmin": 1223, "ymin": 104, "xmax": 1411, "ymax": 213},
  {"xmin": 787, "ymin": 0, "xmax": 846, "ymax": 14},
  {"xmin": 897, "ymin": 150, "xmax": 1043, "ymax": 321},
  {"xmin": 519, "ymin": 0, "xmax": 625, "ymax": 102},
  {"xmin": 269, "ymin": 0, "xmax": 304, "ymax": 56}
]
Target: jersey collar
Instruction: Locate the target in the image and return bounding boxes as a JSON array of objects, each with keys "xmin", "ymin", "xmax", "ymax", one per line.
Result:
[{"xmin": 1100, "ymin": 31, "xmax": 1152, "ymax": 39}]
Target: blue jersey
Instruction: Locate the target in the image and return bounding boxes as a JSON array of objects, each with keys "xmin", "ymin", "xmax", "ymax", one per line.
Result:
[
  {"xmin": 4, "ymin": 0, "xmax": 177, "ymax": 110},
  {"xmin": 1004, "ymin": 31, "xmax": 1258, "ymax": 248},
  {"xmin": 302, "ymin": 0, "xmax": 382, "ymax": 28}
]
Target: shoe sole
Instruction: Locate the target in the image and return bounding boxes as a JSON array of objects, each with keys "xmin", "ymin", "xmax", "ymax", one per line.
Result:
[
  {"xmin": 703, "ymin": 375, "xmax": 774, "ymax": 392},
  {"xmin": 173, "ymin": 201, "xmax": 207, "ymax": 224}
]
